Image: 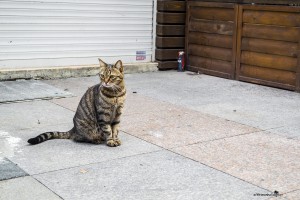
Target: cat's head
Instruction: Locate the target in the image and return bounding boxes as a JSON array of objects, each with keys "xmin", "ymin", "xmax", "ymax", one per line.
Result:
[{"xmin": 98, "ymin": 59, "xmax": 124, "ymax": 89}]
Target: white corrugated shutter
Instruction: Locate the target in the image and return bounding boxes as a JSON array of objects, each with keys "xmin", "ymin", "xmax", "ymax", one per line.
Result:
[{"xmin": 0, "ymin": 0, "xmax": 154, "ymax": 69}]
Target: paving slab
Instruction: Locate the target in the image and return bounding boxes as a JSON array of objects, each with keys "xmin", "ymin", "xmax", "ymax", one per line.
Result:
[
  {"xmin": 0, "ymin": 176, "xmax": 62, "ymax": 200},
  {"xmin": 0, "ymin": 123, "xmax": 73, "ymax": 159},
  {"xmin": 0, "ymin": 79, "xmax": 72, "ymax": 103},
  {"xmin": 172, "ymin": 132, "xmax": 300, "ymax": 194},
  {"xmin": 42, "ymin": 71, "xmax": 300, "ymax": 133},
  {"xmin": 194, "ymin": 102, "xmax": 300, "ymax": 131},
  {"xmin": 42, "ymin": 76, "xmax": 99, "ymax": 96},
  {"xmin": 0, "ymin": 71, "xmax": 298, "ymax": 200},
  {"xmin": 33, "ymin": 150, "xmax": 269, "ymax": 200},
  {"xmin": 49, "ymin": 86, "xmax": 182, "ymax": 116},
  {"xmin": 0, "ymin": 100, "xmax": 74, "ymax": 131},
  {"xmin": 122, "ymin": 100, "xmax": 259, "ymax": 149},
  {"xmin": 0, "ymin": 157, "xmax": 28, "ymax": 181},
  {"xmin": 269, "ymin": 124, "xmax": 300, "ymax": 140},
  {"xmin": 50, "ymin": 96, "xmax": 81, "ymax": 112},
  {"xmin": 49, "ymin": 92, "xmax": 167, "ymax": 115},
  {"xmin": 123, "ymin": 93, "xmax": 184, "ymax": 116},
  {"xmin": 125, "ymin": 71, "xmax": 300, "ymax": 131},
  {"xmin": 4, "ymin": 124, "xmax": 161, "ymax": 175}
]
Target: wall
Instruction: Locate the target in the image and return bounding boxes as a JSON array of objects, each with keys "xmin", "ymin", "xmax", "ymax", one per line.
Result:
[{"xmin": 0, "ymin": 0, "xmax": 154, "ymax": 70}]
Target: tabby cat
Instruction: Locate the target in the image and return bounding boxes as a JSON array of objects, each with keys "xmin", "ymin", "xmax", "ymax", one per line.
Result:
[{"xmin": 28, "ymin": 59, "xmax": 126, "ymax": 147}]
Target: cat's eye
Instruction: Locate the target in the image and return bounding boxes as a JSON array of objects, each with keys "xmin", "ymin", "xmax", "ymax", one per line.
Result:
[
  {"xmin": 100, "ymin": 74, "xmax": 105, "ymax": 79},
  {"xmin": 110, "ymin": 75, "xmax": 117, "ymax": 80}
]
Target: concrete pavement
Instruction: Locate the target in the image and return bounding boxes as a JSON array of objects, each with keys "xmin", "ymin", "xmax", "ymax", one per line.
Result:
[{"xmin": 0, "ymin": 71, "xmax": 299, "ymax": 199}]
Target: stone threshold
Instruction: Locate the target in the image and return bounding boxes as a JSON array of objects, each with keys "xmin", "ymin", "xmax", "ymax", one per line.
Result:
[{"xmin": 0, "ymin": 62, "xmax": 158, "ymax": 81}]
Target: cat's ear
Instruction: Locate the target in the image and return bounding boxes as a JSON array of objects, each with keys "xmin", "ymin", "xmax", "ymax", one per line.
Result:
[
  {"xmin": 114, "ymin": 60, "xmax": 123, "ymax": 73},
  {"xmin": 98, "ymin": 58, "xmax": 107, "ymax": 68}
]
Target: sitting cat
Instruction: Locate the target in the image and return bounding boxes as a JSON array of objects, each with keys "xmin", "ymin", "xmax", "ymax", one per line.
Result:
[{"xmin": 28, "ymin": 59, "xmax": 126, "ymax": 147}]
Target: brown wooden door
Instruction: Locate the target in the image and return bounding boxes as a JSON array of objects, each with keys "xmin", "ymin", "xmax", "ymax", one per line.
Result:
[
  {"xmin": 186, "ymin": 1, "xmax": 238, "ymax": 79},
  {"xmin": 235, "ymin": 4, "xmax": 300, "ymax": 91}
]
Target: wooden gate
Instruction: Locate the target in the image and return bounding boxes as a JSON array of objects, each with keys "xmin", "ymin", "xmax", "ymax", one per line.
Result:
[
  {"xmin": 186, "ymin": 1, "xmax": 300, "ymax": 92},
  {"xmin": 236, "ymin": 5, "xmax": 300, "ymax": 91},
  {"xmin": 186, "ymin": 2, "xmax": 237, "ymax": 79}
]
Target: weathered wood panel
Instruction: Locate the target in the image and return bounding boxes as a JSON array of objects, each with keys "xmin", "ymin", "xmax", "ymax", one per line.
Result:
[
  {"xmin": 243, "ymin": 24, "xmax": 300, "ymax": 42},
  {"xmin": 157, "ymin": 1, "xmax": 185, "ymax": 12},
  {"xmin": 243, "ymin": 10, "xmax": 300, "ymax": 27},
  {"xmin": 186, "ymin": 1, "xmax": 235, "ymax": 8},
  {"xmin": 241, "ymin": 51, "xmax": 297, "ymax": 72},
  {"xmin": 155, "ymin": 49, "xmax": 183, "ymax": 60},
  {"xmin": 188, "ymin": 65, "xmax": 232, "ymax": 79},
  {"xmin": 189, "ymin": 55, "xmax": 232, "ymax": 73},
  {"xmin": 157, "ymin": 12, "xmax": 186, "ymax": 24},
  {"xmin": 236, "ymin": 4, "xmax": 300, "ymax": 91},
  {"xmin": 186, "ymin": 1, "xmax": 236, "ymax": 79},
  {"xmin": 157, "ymin": 61, "xmax": 177, "ymax": 70},
  {"xmin": 190, "ymin": 19, "xmax": 234, "ymax": 35},
  {"xmin": 297, "ymin": 37, "xmax": 300, "ymax": 92},
  {"xmin": 156, "ymin": 25, "xmax": 185, "ymax": 36},
  {"xmin": 189, "ymin": 32, "xmax": 232, "ymax": 48},
  {"xmin": 189, "ymin": 44, "xmax": 232, "ymax": 62},
  {"xmin": 241, "ymin": 38, "xmax": 298, "ymax": 57},
  {"xmin": 189, "ymin": 0, "xmax": 300, "ymax": 5},
  {"xmin": 190, "ymin": 7, "xmax": 234, "ymax": 21},
  {"xmin": 156, "ymin": 37, "xmax": 185, "ymax": 48},
  {"xmin": 240, "ymin": 64, "xmax": 296, "ymax": 86},
  {"xmin": 156, "ymin": 1, "xmax": 186, "ymax": 70}
]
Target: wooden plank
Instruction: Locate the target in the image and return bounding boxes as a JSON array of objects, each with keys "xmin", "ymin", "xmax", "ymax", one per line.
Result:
[
  {"xmin": 241, "ymin": 51, "xmax": 298, "ymax": 72},
  {"xmin": 238, "ymin": 76, "xmax": 296, "ymax": 91},
  {"xmin": 188, "ymin": 32, "xmax": 232, "ymax": 48},
  {"xmin": 185, "ymin": 1, "xmax": 192, "ymax": 62},
  {"xmin": 189, "ymin": 55, "xmax": 232, "ymax": 73},
  {"xmin": 189, "ymin": 44, "xmax": 232, "ymax": 62},
  {"xmin": 190, "ymin": 7, "xmax": 234, "ymax": 22},
  {"xmin": 189, "ymin": 0, "xmax": 300, "ymax": 5},
  {"xmin": 188, "ymin": 1, "xmax": 235, "ymax": 9},
  {"xmin": 241, "ymin": 1, "xmax": 300, "ymax": 8},
  {"xmin": 241, "ymin": 38, "xmax": 298, "ymax": 57},
  {"xmin": 297, "ymin": 37, "xmax": 300, "ymax": 92},
  {"xmin": 157, "ymin": 61, "xmax": 177, "ymax": 70},
  {"xmin": 235, "ymin": 4, "xmax": 243, "ymax": 80},
  {"xmin": 243, "ymin": 10, "xmax": 300, "ymax": 27},
  {"xmin": 156, "ymin": 25, "xmax": 185, "ymax": 36},
  {"xmin": 190, "ymin": 19, "xmax": 234, "ymax": 35},
  {"xmin": 155, "ymin": 49, "xmax": 183, "ymax": 60},
  {"xmin": 157, "ymin": 12, "xmax": 186, "ymax": 24},
  {"xmin": 188, "ymin": 65, "xmax": 232, "ymax": 79},
  {"xmin": 240, "ymin": 64, "xmax": 296, "ymax": 86},
  {"xmin": 243, "ymin": 24, "xmax": 300, "ymax": 42},
  {"xmin": 157, "ymin": 1, "xmax": 186, "ymax": 12},
  {"xmin": 156, "ymin": 37, "xmax": 185, "ymax": 48},
  {"xmin": 232, "ymin": 4, "xmax": 239, "ymax": 80}
]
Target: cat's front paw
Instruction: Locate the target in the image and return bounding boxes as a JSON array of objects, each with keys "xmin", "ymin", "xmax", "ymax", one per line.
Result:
[
  {"xmin": 106, "ymin": 139, "xmax": 121, "ymax": 147},
  {"xmin": 114, "ymin": 139, "xmax": 121, "ymax": 146}
]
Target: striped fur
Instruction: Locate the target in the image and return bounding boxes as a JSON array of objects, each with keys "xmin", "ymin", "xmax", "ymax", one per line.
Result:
[{"xmin": 28, "ymin": 59, "xmax": 126, "ymax": 147}]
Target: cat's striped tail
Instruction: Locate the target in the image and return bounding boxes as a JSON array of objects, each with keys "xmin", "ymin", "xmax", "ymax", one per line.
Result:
[{"xmin": 27, "ymin": 128, "xmax": 74, "ymax": 145}]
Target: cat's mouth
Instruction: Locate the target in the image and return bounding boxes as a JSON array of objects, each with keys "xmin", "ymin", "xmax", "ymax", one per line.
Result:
[
  {"xmin": 101, "ymin": 82, "xmax": 117, "ymax": 90},
  {"xmin": 101, "ymin": 82, "xmax": 123, "ymax": 94},
  {"xmin": 102, "ymin": 83, "xmax": 112, "ymax": 88}
]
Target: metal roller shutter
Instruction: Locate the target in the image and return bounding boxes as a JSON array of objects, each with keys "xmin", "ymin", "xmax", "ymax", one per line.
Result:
[{"xmin": 0, "ymin": 0, "xmax": 154, "ymax": 69}]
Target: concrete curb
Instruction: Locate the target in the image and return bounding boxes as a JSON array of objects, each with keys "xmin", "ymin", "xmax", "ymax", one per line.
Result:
[{"xmin": 0, "ymin": 62, "xmax": 158, "ymax": 80}]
